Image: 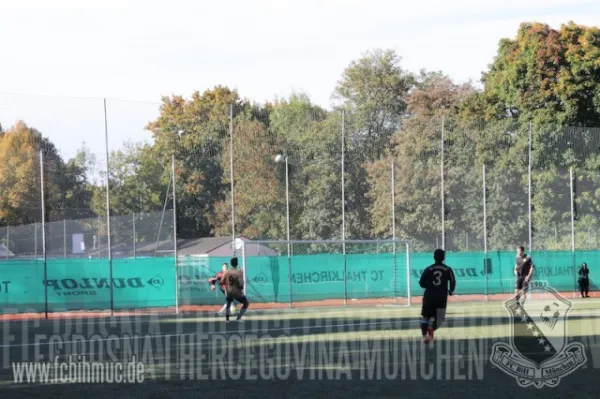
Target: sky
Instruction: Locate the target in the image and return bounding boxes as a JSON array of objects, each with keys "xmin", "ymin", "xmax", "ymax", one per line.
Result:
[{"xmin": 1, "ymin": 0, "xmax": 600, "ymax": 164}]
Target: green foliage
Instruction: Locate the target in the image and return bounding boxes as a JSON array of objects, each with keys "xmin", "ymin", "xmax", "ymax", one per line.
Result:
[
  {"xmin": 333, "ymin": 49, "xmax": 412, "ymax": 144},
  {"xmin": 3, "ymin": 21, "xmax": 600, "ymax": 253},
  {"xmin": 477, "ymin": 21, "xmax": 600, "ymax": 126},
  {"xmin": 91, "ymin": 142, "xmax": 167, "ymax": 217},
  {"xmin": 0, "ymin": 121, "xmax": 84, "ymax": 225}
]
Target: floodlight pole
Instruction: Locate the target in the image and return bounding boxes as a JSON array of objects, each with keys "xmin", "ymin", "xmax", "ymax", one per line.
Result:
[
  {"xmin": 285, "ymin": 156, "xmax": 290, "ymax": 251},
  {"xmin": 276, "ymin": 153, "xmax": 292, "ymax": 307},
  {"xmin": 172, "ymin": 154, "xmax": 179, "ymax": 314},
  {"xmin": 230, "ymin": 104, "xmax": 236, "ymax": 255},
  {"xmin": 285, "ymin": 156, "xmax": 291, "ymax": 308}
]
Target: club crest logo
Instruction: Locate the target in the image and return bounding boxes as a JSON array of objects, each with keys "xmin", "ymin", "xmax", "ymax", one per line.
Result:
[{"xmin": 490, "ymin": 281, "xmax": 587, "ymax": 388}]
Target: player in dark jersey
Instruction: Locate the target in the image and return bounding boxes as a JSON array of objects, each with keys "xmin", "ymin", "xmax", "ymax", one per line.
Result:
[
  {"xmin": 578, "ymin": 262, "xmax": 590, "ymax": 298},
  {"xmin": 220, "ymin": 257, "xmax": 250, "ymax": 322},
  {"xmin": 514, "ymin": 246, "xmax": 534, "ymax": 304},
  {"xmin": 208, "ymin": 263, "xmax": 237, "ymax": 315},
  {"xmin": 419, "ymin": 249, "xmax": 456, "ymax": 344}
]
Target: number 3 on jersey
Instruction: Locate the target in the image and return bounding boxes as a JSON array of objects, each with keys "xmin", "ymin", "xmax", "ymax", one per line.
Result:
[{"xmin": 432, "ymin": 270, "xmax": 442, "ymax": 286}]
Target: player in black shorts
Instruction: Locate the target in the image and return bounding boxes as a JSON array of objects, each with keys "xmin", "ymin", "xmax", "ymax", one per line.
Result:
[
  {"xmin": 208, "ymin": 263, "xmax": 238, "ymax": 315},
  {"xmin": 514, "ymin": 246, "xmax": 534, "ymax": 304},
  {"xmin": 220, "ymin": 257, "xmax": 250, "ymax": 322},
  {"xmin": 578, "ymin": 262, "xmax": 590, "ymax": 298},
  {"xmin": 419, "ymin": 249, "xmax": 456, "ymax": 344}
]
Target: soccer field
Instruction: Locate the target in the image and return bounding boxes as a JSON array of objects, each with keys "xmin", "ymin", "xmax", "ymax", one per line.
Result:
[{"xmin": 1, "ymin": 298, "xmax": 599, "ymax": 398}]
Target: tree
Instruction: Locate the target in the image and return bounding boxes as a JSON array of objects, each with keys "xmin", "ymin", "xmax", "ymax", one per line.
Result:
[
  {"xmin": 269, "ymin": 94, "xmax": 341, "ymax": 240},
  {"xmin": 0, "ymin": 121, "xmax": 78, "ymax": 224},
  {"xmin": 0, "ymin": 122, "xmax": 45, "ymax": 226},
  {"xmin": 212, "ymin": 111, "xmax": 286, "ymax": 239},
  {"xmin": 333, "ymin": 48, "xmax": 413, "ymax": 149},
  {"xmin": 465, "ymin": 21, "xmax": 600, "ymax": 250},
  {"xmin": 333, "ymin": 49, "xmax": 414, "ymax": 239},
  {"xmin": 479, "ymin": 21, "xmax": 600, "ymax": 126},
  {"xmin": 91, "ymin": 142, "xmax": 167, "ymax": 216},
  {"xmin": 89, "ymin": 141, "xmax": 169, "ymax": 246},
  {"xmin": 146, "ymin": 86, "xmax": 242, "ymax": 238},
  {"xmin": 53, "ymin": 143, "xmax": 98, "ymax": 221},
  {"xmin": 366, "ymin": 71, "xmax": 477, "ymax": 250},
  {"xmin": 72, "ymin": 142, "xmax": 100, "ymax": 185}
]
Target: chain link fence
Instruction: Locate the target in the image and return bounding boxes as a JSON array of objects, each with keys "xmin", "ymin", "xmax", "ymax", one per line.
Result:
[
  {"xmin": 2, "ymin": 92, "xmax": 600, "ymax": 316},
  {"xmin": 2, "ymin": 93, "xmax": 600, "ymax": 258}
]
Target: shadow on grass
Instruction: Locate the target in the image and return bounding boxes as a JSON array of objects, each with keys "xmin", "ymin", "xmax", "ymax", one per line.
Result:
[
  {"xmin": 2, "ymin": 309, "xmax": 599, "ymax": 345},
  {"xmin": 0, "ymin": 329, "xmax": 598, "ymax": 399}
]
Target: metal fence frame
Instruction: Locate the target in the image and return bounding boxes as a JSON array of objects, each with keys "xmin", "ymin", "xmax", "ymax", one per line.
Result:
[{"xmin": 241, "ymin": 239, "xmax": 412, "ymax": 308}]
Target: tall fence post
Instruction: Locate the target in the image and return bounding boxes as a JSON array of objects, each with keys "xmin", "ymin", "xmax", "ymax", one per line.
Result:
[
  {"xmin": 440, "ymin": 117, "xmax": 445, "ymax": 250},
  {"xmin": 483, "ymin": 164, "xmax": 488, "ymax": 301},
  {"xmin": 405, "ymin": 241, "xmax": 411, "ymax": 306},
  {"xmin": 528, "ymin": 122, "xmax": 532, "ymax": 252},
  {"xmin": 570, "ymin": 167, "xmax": 576, "ymax": 294},
  {"xmin": 40, "ymin": 149, "xmax": 48, "ymax": 319},
  {"xmin": 391, "ymin": 161, "xmax": 397, "ymax": 304},
  {"xmin": 155, "ymin": 173, "xmax": 171, "ymax": 256},
  {"xmin": 103, "ymin": 98, "xmax": 114, "ymax": 316},
  {"xmin": 63, "ymin": 219, "xmax": 67, "ymax": 258},
  {"xmin": 341, "ymin": 110, "xmax": 347, "ymax": 306},
  {"xmin": 570, "ymin": 167, "xmax": 576, "ymax": 252},
  {"xmin": 132, "ymin": 212, "xmax": 136, "ymax": 259},
  {"xmin": 34, "ymin": 222, "xmax": 38, "ymax": 258},
  {"xmin": 241, "ymin": 241, "xmax": 247, "ymax": 296},
  {"xmin": 341, "ymin": 111, "xmax": 346, "ymax": 248}
]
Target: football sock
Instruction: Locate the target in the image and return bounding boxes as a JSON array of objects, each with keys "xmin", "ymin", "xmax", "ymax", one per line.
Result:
[
  {"xmin": 515, "ymin": 293, "xmax": 521, "ymax": 303},
  {"xmin": 237, "ymin": 307, "xmax": 248, "ymax": 320},
  {"xmin": 420, "ymin": 320, "xmax": 429, "ymax": 337}
]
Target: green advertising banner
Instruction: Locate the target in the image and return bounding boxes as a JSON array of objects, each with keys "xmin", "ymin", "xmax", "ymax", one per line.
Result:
[
  {"xmin": 0, "ymin": 250, "xmax": 594, "ymax": 314},
  {"xmin": 0, "ymin": 260, "xmax": 45, "ymax": 313},
  {"xmin": 242, "ymin": 250, "xmax": 591, "ymax": 302},
  {"xmin": 44, "ymin": 258, "xmax": 177, "ymax": 312},
  {"xmin": 0, "ymin": 258, "xmax": 177, "ymax": 314}
]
